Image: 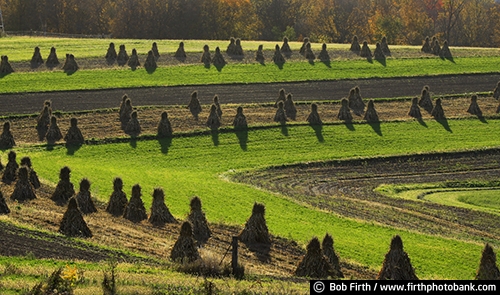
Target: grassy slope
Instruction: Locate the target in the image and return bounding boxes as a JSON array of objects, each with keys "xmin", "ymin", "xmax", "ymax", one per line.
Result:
[
  {"xmin": 1, "ymin": 56, "xmax": 500, "ymax": 94},
  {"xmin": 13, "ymin": 118, "xmax": 500, "ymax": 280}
]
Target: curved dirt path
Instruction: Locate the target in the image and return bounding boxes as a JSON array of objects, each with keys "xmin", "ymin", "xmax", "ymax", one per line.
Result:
[{"xmin": 1, "ymin": 73, "xmax": 499, "ymax": 115}]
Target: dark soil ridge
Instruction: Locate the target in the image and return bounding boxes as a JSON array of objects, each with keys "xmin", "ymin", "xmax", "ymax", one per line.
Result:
[
  {"xmin": 232, "ymin": 148, "xmax": 500, "ymax": 246},
  {"xmin": 0, "ymin": 73, "xmax": 499, "ymax": 116}
]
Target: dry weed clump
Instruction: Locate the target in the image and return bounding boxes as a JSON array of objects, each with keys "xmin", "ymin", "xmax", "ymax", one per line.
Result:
[
  {"xmin": 62, "ymin": 54, "xmax": 78, "ymax": 73},
  {"xmin": 418, "ymin": 86, "xmax": 433, "ymax": 113},
  {"xmin": 59, "ymin": 197, "xmax": 93, "ymax": 238},
  {"xmin": 127, "ymin": 48, "xmax": 140, "ymax": 70},
  {"xmin": 123, "ymin": 184, "xmax": 148, "ymax": 223},
  {"xmin": 350, "ymin": 35, "xmax": 361, "ymax": 54},
  {"xmin": 475, "ymin": 243, "xmax": 500, "ymax": 280},
  {"xmin": 187, "ymin": 91, "xmax": 202, "ymax": 120},
  {"xmin": 421, "ymin": 36, "xmax": 432, "ymax": 54},
  {"xmin": 360, "ymin": 41, "xmax": 372, "ymax": 58},
  {"xmin": 46, "ymin": 47, "xmax": 60, "ymax": 69},
  {"xmin": 20, "ymin": 156, "xmax": 40, "ymax": 189},
  {"xmin": 124, "ymin": 110, "xmax": 141, "ymax": 137},
  {"xmin": 239, "ymin": 202, "xmax": 270, "ymax": 245},
  {"xmin": 233, "ymin": 106, "xmax": 248, "ymax": 130},
  {"xmin": 51, "ymin": 166, "xmax": 75, "ymax": 206},
  {"xmin": 280, "ymin": 37, "xmax": 292, "ymax": 58},
  {"xmin": 373, "ymin": 42, "xmax": 385, "ymax": 60},
  {"xmin": 10, "ymin": 166, "xmax": 37, "ymax": 203},
  {"xmin": 431, "ymin": 37, "xmax": 441, "ymax": 56},
  {"xmin": 284, "ymin": 93, "xmax": 297, "ymax": 120},
  {"xmin": 299, "ymin": 37, "xmax": 310, "ymax": 56},
  {"xmin": 377, "ymin": 235, "xmax": 418, "ymax": 280},
  {"xmin": 157, "ymin": 111, "xmax": 173, "ymax": 138},
  {"xmin": 307, "ymin": 103, "xmax": 322, "ymax": 126},
  {"xmin": 255, "ymin": 44, "xmax": 265, "ymax": 63},
  {"xmin": 381, "ymin": 36, "xmax": 391, "ymax": 56},
  {"xmin": 318, "ymin": 43, "xmax": 330, "ymax": 62},
  {"xmin": 201, "ymin": 45, "xmax": 211, "ymax": 66},
  {"xmin": 206, "ymin": 104, "xmax": 221, "ymax": 131},
  {"xmin": 36, "ymin": 100, "xmax": 52, "ymax": 141},
  {"xmin": 304, "ymin": 42, "xmax": 315, "ymax": 61},
  {"xmin": 234, "ymin": 38, "xmax": 244, "ymax": 56},
  {"xmin": 45, "ymin": 116, "xmax": 63, "ymax": 144},
  {"xmin": 105, "ymin": 42, "xmax": 117, "ymax": 65},
  {"xmin": 226, "ymin": 37, "xmax": 237, "ymax": 55},
  {"xmin": 64, "ymin": 118, "xmax": 84, "ymax": 147},
  {"xmin": 117, "ymin": 44, "xmax": 129, "ymax": 66},
  {"xmin": 337, "ymin": 98, "xmax": 353, "ymax": 122},
  {"xmin": 348, "ymin": 86, "xmax": 366, "ymax": 116},
  {"xmin": 274, "ymin": 88, "xmax": 286, "ymax": 108},
  {"xmin": 75, "ymin": 178, "xmax": 97, "ymax": 214},
  {"xmin": 119, "ymin": 96, "xmax": 133, "ymax": 128},
  {"xmin": 408, "ymin": 97, "xmax": 422, "ymax": 119},
  {"xmin": 148, "ymin": 187, "xmax": 177, "ymax": 226},
  {"xmin": 493, "ymin": 81, "xmax": 500, "ymax": 100},
  {"xmin": 0, "ymin": 55, "xmax": 14, "ymax": 74},
  {"xmin": 187, "ymin": 196, "xmax": 211, "ymax": 244},
  {"xmin": 431, "ymin": 98, "xmax": 445, "ymax": 120},
  {"xmin": 212, "ymin": 47, "xmax": 226, "ymax": 67},
  {"xmin": 440, "ymin": 40, "xmax": 452, "ymax": 59},
  {"xmin": 106, "ymin": 177, "xmax": 128, "ymax": 217},
  {"xmin": 0, "ymin": 190, "xmax": 9, "ymax": 214},
  {"xmin": 295, "ymin": 236, "xmax": 334, "ymax": 278},
  {"xmin": 273, "ymin": 101, "xmax": 287, "ymax": 125},
  {"xmin": 30, "ymin": 46, "xmax": 44, "ymax": 69},
  {"xmin": 144, "ymin": 50, "xmax": 157, "ymax": 71},
  {"xmin": 497, "ymin": 100, "xmax": 500, "ymax": 114},
  {"xmin": 363, "ymin": 100, "xmax": 379, "ymax": 122},
  {"xmin": 272, "ymin": 44, "xmax": 286, "ymax": 65},
  {"xmin": 151, "ymin": 42, "xmax": 160, "ymax": 61},
  {"xmin": 213, "ymin": 95, "xmax": 222, "ymax": 118},
  {"xmin": 2, "ymin": 150, "xmax": 18, "ymax": 184},
  {"xmin": 170, "ymin": 221, "xmax": 201, "ymax": 263},
  {"xmin": 0, "ymin": 121, "xmax": 15, "ymax": 149},
  {"xmin": 467, "ymin": 95, "xmax": 482, "ymax": 116},
  {"xmin": 174, "ymin": 41, "xmax": 187, "ymax": 61},
  {"xmin": 322, "ymin": 233, "xmax": 344, "ymax": 279}
]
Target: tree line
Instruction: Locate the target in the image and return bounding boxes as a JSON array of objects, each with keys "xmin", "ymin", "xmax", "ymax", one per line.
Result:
[{"xmin": 1, "ymin": 0, "xmax": 500, "ymax": 47}]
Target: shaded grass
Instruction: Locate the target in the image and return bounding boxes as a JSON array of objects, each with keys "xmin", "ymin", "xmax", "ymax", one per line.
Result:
[
  {"xmin": 1, "ymin": 56, "xmax": 500, "ymax": 94},
  {"xmin": 11, "ymin": 118, "xmax": 500, "ymax": 279}
]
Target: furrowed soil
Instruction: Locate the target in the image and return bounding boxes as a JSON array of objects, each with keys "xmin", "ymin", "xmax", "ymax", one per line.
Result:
[{"xmin": 231, "ymin": 149, "xmax": 500, "ymax": 246}]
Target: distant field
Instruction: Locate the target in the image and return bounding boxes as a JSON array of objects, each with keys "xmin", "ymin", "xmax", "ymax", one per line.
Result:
[{"xmin": 1, "ymin": 36, "xmax": 500, "ymax": 62}]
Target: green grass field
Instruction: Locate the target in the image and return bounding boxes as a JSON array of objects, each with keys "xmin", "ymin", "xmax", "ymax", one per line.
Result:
[
  {"xmin": 9, "ymin": 118, "xmax": 500, "ymax": 280},
  {"xmin": 1, "ymin": 56, "xmax": 500, "ymax": 94}
]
